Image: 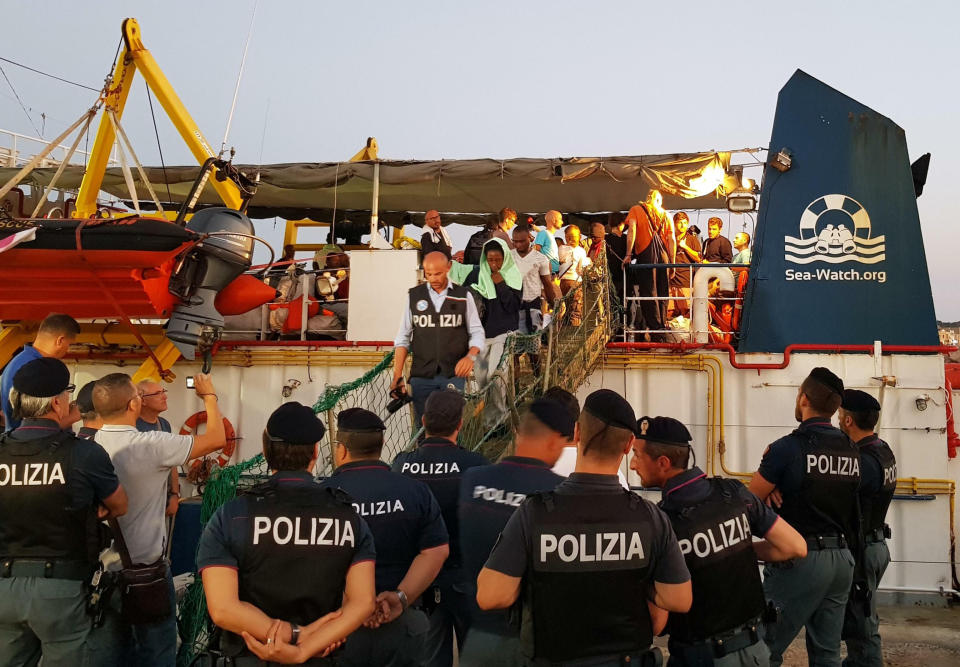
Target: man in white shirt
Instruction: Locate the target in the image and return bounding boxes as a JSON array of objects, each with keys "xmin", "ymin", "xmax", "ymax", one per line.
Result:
[
  {"xmin": 93, "ymin": 372, "xmax": 227, "ymax": 666},
  {"xmin": 511, "ymin": 224, "xmax": 561, "ymax": 334}
]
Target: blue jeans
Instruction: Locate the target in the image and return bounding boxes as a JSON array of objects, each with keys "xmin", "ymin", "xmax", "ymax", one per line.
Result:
[
  {"xmin": 410, "ymin": 375, "xmax": 466, "ymax": 431},
  {"xmin": 94, "ymin": 565, "xmax": 177, "ymax": 667}
]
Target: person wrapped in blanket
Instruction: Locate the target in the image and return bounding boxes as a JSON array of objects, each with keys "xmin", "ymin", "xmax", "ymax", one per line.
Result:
[{"xmin": 449, "ymin": 238, "xmax": 523, "ymax": 429}]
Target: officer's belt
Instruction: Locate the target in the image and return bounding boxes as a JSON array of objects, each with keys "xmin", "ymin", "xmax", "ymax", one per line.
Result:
[
  {"xmin": 531, "ymin": 646, "xmax": 662, "ymax": 667},
  {"xmin": 1, "ymin": 558, "xmax": 91, "ymax": 581},
  {"xmin": 864, "ymin": 525, "xmax": 890, "ymax": 544},
  {"xmin": 669, "ymin": 619, "xmax": 761, "ymax": 660},
  {"xmin": 804, "ymin": 533, "xmax": 848, "ymax": 550}
]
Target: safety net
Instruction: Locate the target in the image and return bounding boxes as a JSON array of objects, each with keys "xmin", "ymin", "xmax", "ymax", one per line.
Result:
[{"xmin": 176, "ymin": 253, "xmax": 616, "ymax": 665}]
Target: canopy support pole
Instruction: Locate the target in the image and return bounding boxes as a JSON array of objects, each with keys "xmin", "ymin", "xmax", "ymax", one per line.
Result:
[{"xmin": 370, "ymin": 160, "xmax": 380, "ymax": 244}]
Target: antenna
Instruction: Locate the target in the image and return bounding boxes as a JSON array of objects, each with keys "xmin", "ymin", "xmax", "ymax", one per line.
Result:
[{"xmin": 219, "ymin": 0, "xmax": 259, "ymax": 158}]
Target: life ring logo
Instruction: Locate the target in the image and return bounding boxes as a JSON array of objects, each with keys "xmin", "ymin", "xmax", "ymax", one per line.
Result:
[{"xmin": 784, "ymin": 195, "xmax": 885, "ymax": 265}]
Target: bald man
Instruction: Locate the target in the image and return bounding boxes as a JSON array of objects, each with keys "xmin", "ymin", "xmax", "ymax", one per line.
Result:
[
  {"xmin": 420, "ymin": 210, "xmax": 453, "ymax": 259},
  {"xmin": 534, "ymin": 210, "xmax": 563, "ymax": 274},
  {"xmin": 393, "ymin": 252, "xmax": 485, "ymax": 428}
]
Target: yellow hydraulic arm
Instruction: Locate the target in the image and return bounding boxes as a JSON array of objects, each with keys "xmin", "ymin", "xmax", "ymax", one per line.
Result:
[
  {"xmin": 74, "ymin": 18, "xmax": 243, "ymax": 218},
  {"xmin": 70, "ymin": 18, "xmax": 249, "ymax": 382}
]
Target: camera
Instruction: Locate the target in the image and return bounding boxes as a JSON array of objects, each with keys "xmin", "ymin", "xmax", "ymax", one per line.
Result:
[
  {"xmin": 386, "ymin": 387, "xmax": 413, "ymax": 414},
  {"xmin": 186, "ymin": 376, "xmax": 195, "ymax": 389}
]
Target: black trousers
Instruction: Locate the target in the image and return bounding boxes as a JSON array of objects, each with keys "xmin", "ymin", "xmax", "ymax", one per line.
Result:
[{"xmin": 627, "ymin": 244, "xmax": 667, "ymax": 335}]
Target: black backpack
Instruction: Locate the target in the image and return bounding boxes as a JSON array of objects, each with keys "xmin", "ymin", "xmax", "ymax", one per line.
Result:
[{"xmin": 464, "ymin": 228, "xmax": 494, "ymax": 265}]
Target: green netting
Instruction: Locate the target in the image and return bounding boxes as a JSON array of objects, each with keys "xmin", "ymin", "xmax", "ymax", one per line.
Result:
[{"xmin": 176, "ymin": 251, "xmax": 614, "ymax": 665}]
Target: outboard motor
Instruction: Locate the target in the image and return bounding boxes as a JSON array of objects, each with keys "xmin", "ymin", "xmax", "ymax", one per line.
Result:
[{"xmin": 166, "ymin": 207, "xmax": 255, "ymax": 361}]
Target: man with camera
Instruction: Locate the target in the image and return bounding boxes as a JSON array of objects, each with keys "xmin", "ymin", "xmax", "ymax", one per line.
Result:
[
  {"xmin": 0, "ymin": 358, "xmax": 128, "ymax": 667},
  {"xmin": 391, "ymin": 251, "xmax": 485, "ymax": 428},
  {"xmin": 93, "ymin": 372, "xmax": 227, "ymax": 665}
]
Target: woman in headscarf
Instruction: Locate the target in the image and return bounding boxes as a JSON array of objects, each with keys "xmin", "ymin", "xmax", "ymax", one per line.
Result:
[{"xmin": 450, "ymin": 237, "xmax": 522, "ymax": 428}]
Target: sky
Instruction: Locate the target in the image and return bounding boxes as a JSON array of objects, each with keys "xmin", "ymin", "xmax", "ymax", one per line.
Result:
[{"xmin": 2, "ymin": 1, "xmax": 958, "ymax": 318}]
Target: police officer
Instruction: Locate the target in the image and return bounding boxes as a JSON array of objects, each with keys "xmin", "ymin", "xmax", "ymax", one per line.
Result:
[
  {"xmin": 197, "ymin": 402, "xmax": 376, "ymax": 665},
  {"xmin": 458, "ymin": 398, "xmax": 569, "ymax": 666},
  {"xmin": 748, "ymin": 368, "xmax": 862, "ymax": 667},
  {"xmin": 0, "ymin": 358, "xmax": 127, "ymax": 667},
  {"xmin": 477, "ymin": 389, "xmax": 692, "ymax": 666},
  {"xmin": 391, "ymin": 250, "xmax": 486, "ymax": 427},
  {"xmin": 392, "ymin": 389, "xmax": 489, "ymax": 667},
  {"xmin": 322, "ymin": 407, "xmax": 450, "ymax": 667},
  {"xmin": 74, "ymin": 380, "xmax": 101, "ymax": 440},
  {"xmin": 630, "ymin": 416, "xmax": 807, "ymax": 666},
  {"xmin": 838, "ymin": 390, "xmax": 896, "ymax": 667}
]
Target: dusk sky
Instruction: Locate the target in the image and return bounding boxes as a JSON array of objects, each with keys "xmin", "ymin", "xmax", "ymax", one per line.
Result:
[{"xmin": 3, "ymin": 1, "xmax": 958, "ymax": 318}]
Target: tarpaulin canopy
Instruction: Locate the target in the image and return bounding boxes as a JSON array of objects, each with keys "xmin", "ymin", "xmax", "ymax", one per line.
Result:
[{"xmin": 0, "ymin": 151, "xmax": 734, "ymax": 226}]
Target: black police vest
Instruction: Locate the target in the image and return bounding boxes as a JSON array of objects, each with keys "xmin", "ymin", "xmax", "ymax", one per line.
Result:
[
  {"xmin": 778, "ymin": 426, "xmax": 861, "ymax": 539},
  {"xmin": 525, "ymin": 490, "xmax": 655, "ymax": 663},
  {"xmin": 238, "ymin": 479, "xmax": 361, "ymax": 626},
  {"xmin": 661, "ymin": 478, "xmax": 765, "ymax": 641},
  {"xmin": 408, "ymin": 283, "xmax": 470, "ymax": 379},
  {"xmin": 0, "ymin": 430, "xmax": 92, "ymax": 564},
  {"xmin": 860, "ymin": 438, "xmax": 897, "ymax": 534}
]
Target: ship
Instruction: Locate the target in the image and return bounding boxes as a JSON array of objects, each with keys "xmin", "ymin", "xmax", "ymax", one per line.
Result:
[{"xmin": 0, "ymin": 16, "xmax": 957, "ymax": 665}]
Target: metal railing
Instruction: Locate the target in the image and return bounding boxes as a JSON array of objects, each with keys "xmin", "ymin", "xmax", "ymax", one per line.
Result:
[
  {"xmin": 621, "ymin": 262, "xmax": 747, "ymax": 343},
  {"xmin": 0, "ymin": 127, "xmax": 117, "ymax": 168}
]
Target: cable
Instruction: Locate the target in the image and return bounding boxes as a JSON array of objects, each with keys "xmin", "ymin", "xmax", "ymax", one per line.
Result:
[
  {"xmin": 0, "ymin": 63, "xmax": 43, "ymax": 137},
  {"xmin": 145, "ymin": 81, "xmax": 172, "ymax": 205},
  {"xmin": 0, "ymin": 56, "xmax": 100, "ymax": 92}
]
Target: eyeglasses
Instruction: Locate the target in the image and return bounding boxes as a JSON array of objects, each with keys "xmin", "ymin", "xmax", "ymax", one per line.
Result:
[
  {"xmin": 65, "ymin": 384, "xmax": 76, "ymax": 394},
  {"xmin": 142, "ymin": 389, "xmax": 168, "ymax": 398}
]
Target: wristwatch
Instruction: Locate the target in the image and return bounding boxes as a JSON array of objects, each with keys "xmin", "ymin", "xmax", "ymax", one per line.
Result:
[
  {"xmin": 395, "ymin": 589, "xmax": 409, "ymax": 610},
  {"xmin": 289, "ymin": 622, "xmax": 301, "ymax": 645}
]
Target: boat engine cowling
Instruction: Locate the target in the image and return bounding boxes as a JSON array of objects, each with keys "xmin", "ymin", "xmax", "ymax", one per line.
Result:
[{"xmin": 166, "ymin": 207, "xmax": 255, "ymax": 361}]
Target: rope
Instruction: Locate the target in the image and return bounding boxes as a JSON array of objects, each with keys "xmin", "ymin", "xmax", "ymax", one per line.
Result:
[
  {"xmin": 0, "ymin": 63, "xmax": 43, "ymax": 137},
  {"xmin": 107, "ymin": 109, "xmax": 164, "ymax": 214},
  {"xmin": 29, "ymin": 111, "xmax": 94, "ymax": 217},
  {"xmin": 0, "ymin": 106, "xmax": 99, "ymax": 200},
  {"xmin": 145, "ymin": 82, "xmax": 172, "ymax": 205},
  {"xmin": 0, "ymin": 56, "xmax": 100, "ymax": 92}
]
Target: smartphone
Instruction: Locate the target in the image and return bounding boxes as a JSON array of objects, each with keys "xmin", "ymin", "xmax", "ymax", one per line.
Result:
[{"xmin": 186, "ymin": 376, "xmax": 195, "ymax": 389}]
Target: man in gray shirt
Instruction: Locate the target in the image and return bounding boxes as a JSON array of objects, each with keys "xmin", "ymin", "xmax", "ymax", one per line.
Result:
[{"xmin": 93, "ymin": 372, "xmax": 227, "ymax": 666}]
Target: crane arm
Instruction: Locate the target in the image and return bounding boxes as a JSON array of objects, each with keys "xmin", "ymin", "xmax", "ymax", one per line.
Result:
[{"xmin": 74, "ymin": 18, "xmax": 243, "ymax": 218}]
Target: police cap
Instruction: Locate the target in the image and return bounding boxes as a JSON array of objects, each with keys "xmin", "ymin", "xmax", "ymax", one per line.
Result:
[
  {"xmin": 528, "ymin": 397, "xmax": 576, "ymax": 438},
  {"xmin": 337, "ymin": 407, "xmax": 385, "ymax": 432},
  {"xmin": 635, "ymin": 416, "xmax": 692, "ymax": 447},
  {"xmin": 76, "ymin": 381, "xmax": 97, "ymax": 414},
  {"xmin": 808, "ymin": 367, "xmax": 844, "ymax": 396},
  {"xmin": 424, "ymin": 389, "xmax": 466, "ymax": 422},
  {"xmin": 841, "ymin": 389, "xmax": 881, "ymax": 413},
  {"xmin": 12, "ymin": 358, "xmax": 71, "ymax": 398},
  {"xmin": 266, "ymin": 402, "xmax": 326, "ymax": 445},
  {"xmin": 582, "ymin": 389, "xmax": 637, "ymax": 435}
]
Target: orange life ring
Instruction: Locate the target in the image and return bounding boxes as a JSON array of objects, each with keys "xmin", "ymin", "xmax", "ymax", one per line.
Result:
[{"xmin": 180, "ymin": 412, "xmax": 237, "ymax": 470}]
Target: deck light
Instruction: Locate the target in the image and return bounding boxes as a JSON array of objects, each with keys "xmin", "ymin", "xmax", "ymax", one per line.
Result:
[{"xmin": 771, "ymin": 147, "xmax": 793, "ymax": 172}]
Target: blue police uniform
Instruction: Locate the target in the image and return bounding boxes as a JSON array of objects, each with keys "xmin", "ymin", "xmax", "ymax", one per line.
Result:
[
  {"xmin": 197, "ymin": 471, "xmax": 376, "ymax": 666},
  {"xmin": 322, "ymin": 460, "xmax": 449, "ymax": 667},
  {"xmin": 659, "ymin": 467, "xmax": 777, "ymax": 667},
  {"xmin": 457, "ymin": 456, "xmax": 563, "ymax": 667},
  {"xmin": 392, "ymin": 437, "xmax": 489, "ymax": 667},
  {"xmin": 757, "ymin": 417, "xmax": 861, "ymax": 667},
  {"xmin": 843, "ymin": 435, "xmax": 896, "ymax": 667},
  {"xmin": 0, "ymin": 345, "xmax": 42, "ymax": 431},
  {"xmin": 0, "ymin": 418, "xmax": 120, "ymax": 667},
  {"xmin": 484, "ymin": 473, "xmax": 691, "ymax": 666}
]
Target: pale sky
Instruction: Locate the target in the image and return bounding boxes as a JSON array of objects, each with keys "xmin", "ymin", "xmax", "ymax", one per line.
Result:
[{"xmin": 2, "ymin": 1, "xmax": 958, "ymax": 318}]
